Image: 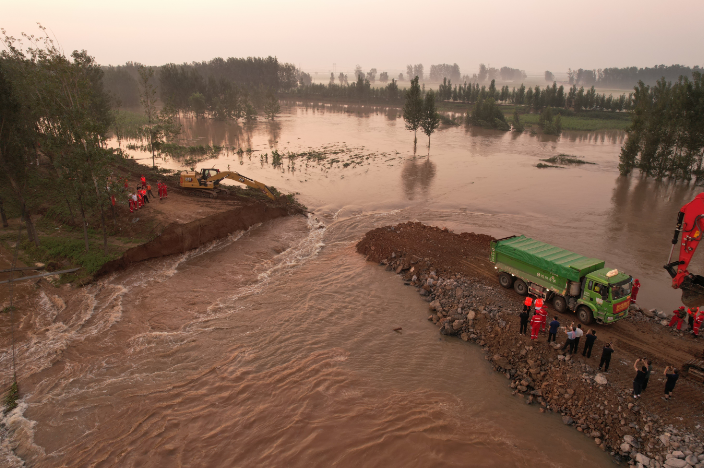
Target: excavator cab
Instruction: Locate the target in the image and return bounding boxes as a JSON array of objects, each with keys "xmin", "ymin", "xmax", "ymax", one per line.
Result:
[{"xmin": 198, "ymin": 168, "xmax": 220, "ymax": 186}]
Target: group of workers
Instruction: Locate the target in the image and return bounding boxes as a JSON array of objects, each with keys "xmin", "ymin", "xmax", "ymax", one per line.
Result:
[
  {"xmin": 517, "ymin": 290, "xmax": 685, "ymax": 402},
  {"xmin": 127, "ymin": 175, "xmax": 168, "ymax": 213},
  {"xmin": 668, "ymin": 306, "xmax": 704, "ymax": 336}
]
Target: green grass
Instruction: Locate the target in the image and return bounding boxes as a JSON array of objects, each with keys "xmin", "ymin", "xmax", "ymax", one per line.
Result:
[{"xmin": 519, "ymin": 113, "xmax": 629, "ymax": 131}]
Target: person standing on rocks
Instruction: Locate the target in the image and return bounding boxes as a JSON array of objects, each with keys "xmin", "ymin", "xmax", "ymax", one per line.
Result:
[
  {"xmin": 535, "ymin": 298, "xmax": 548, "ymax": 333},
  {"xmin": 598, "ymin": 343, "xmax": 614, "ymax": 372},
  {"xmin": 632, "ymin": 358, "xmax": 648, "ymax": 398},
  {"xmin": 560, "ymin": 324, "xmax": 575, "ymax": 353},
  {"xmin": 519, "ymin": 308, "xmax": 529, "ymax": 335},
  {"xmin": 688, "ymin": 307, "xmax": 698, "ymax": 331},
  {"xmin": 582, "ymin": 329, "xmax": 597, "ymax": 357},
  {"xmin": 693, "ymin": 310, "xmax": 704, "ymax": 337},
  {"xmin": 573, "ymin": 324, "xmax": 584, "ymax": 352},
  {"xmin": 641, "ymin": 359, "xmax": 653, "ymax": 391},
  {"xmin": 530, "ymin": 311, "xmax": 542, "ymax": 340},
  {"xmin": 630, "ymin": 279, "xmax": 640, "ymax": 304},
  {"xmin": 663, "ymin": 366, "xmax": 679, "ymax": 400},
  {"xmin": 669, "ymin": 306, "xmax": 687, "ymax": 330},
  {"xmin": 548, "ymin": 316, "xmax": 560, "ymax": 343}
]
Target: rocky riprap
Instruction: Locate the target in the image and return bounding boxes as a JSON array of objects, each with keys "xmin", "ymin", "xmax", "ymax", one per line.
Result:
[{"xmin": 370, "ymin": 250, "xmax": 704, "ymax": 468}]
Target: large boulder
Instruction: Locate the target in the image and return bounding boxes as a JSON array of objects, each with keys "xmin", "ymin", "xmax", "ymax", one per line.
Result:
[
  {"xmin": 635, "ymin": 453, "xmax": 650, "ymax": 466},
  {"xmin": 594, "ymin": 374, "xmax": 608, "ymax": 385},
  {"xmin": 664, "ymin": 458, "xmax": 687, "ymax": 468}
]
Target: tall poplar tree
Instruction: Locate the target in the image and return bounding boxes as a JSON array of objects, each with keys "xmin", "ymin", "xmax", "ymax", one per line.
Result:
[
  {"xmin": 403, "ymin": 76, "xmax": 423, "ymax": 144},
  {"xmin": 421, "ymin": 90, "xmax": 440, "ymax": 147}
]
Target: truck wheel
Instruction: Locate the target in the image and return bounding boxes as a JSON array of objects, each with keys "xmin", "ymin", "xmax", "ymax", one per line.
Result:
[
  {"xmin": 498, "ymin": 273, "xmax": 514, "ymax": 289},
  {"xmin": 553, "ymin": 295, "xmax": 567, "ymax": 313},
  {"xmin": 513, "ymin": 279, "xmax": 528, "ymax": 296},
  {"xmin": 577, "ymin": 306, "xmax": 594, "ymax": 325}
]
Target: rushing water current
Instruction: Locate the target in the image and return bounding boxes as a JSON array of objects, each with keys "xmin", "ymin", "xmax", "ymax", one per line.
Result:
[{"xmin": 2, "ymin": 104, "xmax": 701, "ymax": 467}]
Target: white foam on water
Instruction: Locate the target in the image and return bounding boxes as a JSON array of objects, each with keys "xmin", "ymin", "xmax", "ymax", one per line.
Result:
[
  {"xmin": 204, "ymin": 214, "xmax": 326, "ymax": 317},
  {"xmin": 0, "ymin": 402, "xmax": 45, "ymax": 466}
]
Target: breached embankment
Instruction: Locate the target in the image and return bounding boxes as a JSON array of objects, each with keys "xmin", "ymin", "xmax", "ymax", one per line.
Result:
[
  {"xmin": 96, "ymin": 202, "xmax": 297, "ymax": 277},
  {"xmin": 357, "ymin": 222, "xmax": 704, "ymax": 468}
]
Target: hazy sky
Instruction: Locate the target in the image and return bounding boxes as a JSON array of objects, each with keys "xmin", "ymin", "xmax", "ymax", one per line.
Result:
[{"xmin": 4, "ymin": 0, "xmax": 703, "ymax": 77}]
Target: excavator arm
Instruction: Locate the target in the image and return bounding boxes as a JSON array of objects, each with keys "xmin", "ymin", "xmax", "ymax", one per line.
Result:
[
  {"xmin": 664, "ymin": 193, "xmax": 704, "ymax": 307},
  {"xmin": 206, "ymin": 171, "xmax": 277, "ymax": 201}
]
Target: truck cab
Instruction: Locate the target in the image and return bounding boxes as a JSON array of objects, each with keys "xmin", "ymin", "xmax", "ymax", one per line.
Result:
[
  {"xmin": 578, "ymin": 269, "xmax": 632, "ymax": 324},
  {"xmin": 490, "ymin": 235, "xmax": 632, "ymax": 325}
]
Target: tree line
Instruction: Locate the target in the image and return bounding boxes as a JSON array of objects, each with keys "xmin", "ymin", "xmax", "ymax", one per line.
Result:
[
  {"xmin": 564, "ymin": 65, "xmax": 702, "ymax": 88},
  {"xmin": 0, "ymin": 27, "xmax": 119, "ymax": 255},
  {"xmin": 619, "ymin": 72, "xmax": 704, "ymax": 181},
  {"xmin": 102, "ymin": 56, "xmax": 299, "ymax": 119}
]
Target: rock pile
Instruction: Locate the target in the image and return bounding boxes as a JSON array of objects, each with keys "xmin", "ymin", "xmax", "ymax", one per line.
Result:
[{"xmin": 371, "ymin": 249, "xmax": 704, "ymax": 467}]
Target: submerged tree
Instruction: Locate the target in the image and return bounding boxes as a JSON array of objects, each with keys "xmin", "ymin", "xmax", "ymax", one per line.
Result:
[
  {"xmin": 421, "ymin": 91, "xmax": 441, "ymax": 147},
  {"xmin": 403, "ymin": 76, "xmax": 423, "ymax": 144},
  {"xmin": 512, "ymin": 109, "xmax": 524, "ymax": 132},
  {"xmin": 263, "ymin": 89, "xmax": 281, "ymax": 119}
]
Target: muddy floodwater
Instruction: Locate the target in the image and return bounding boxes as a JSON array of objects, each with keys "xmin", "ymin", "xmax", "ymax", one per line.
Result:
[{"xmin": 2, "ymin": 104, "xmax": 701, "ymax": 467}]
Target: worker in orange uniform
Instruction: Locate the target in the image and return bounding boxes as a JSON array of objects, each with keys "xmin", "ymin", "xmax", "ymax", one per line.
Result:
[
  {"xmin": 630, "ymin": 279, "xmax": 641, "ymax": 304},
  {"xmin": 523, "ymin": 297, "xmax": 533, "ymax": 314},
  {"xmin": 147, "ymin": 183, "xmax": 154, "ymax": 199},
  {"xmin": 530, "ymin": 312, "xmax": 542, "ymax": 340},
  {"xmin": 669, "ymin": 306, "xmax": 687, "ymax": 330}
]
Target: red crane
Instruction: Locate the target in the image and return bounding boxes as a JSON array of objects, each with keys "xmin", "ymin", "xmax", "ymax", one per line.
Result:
[{"xmin": 664, "ymin": 193, "xmax": 704, "ymax": 307}]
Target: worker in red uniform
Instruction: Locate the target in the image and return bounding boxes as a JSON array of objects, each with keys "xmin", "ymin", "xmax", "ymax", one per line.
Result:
[
  {"xmin": 669, "ymin": 306, "xmax": 687, "ymax": 330},
  {"xmin": 630, "ymin": 279, "xmax": 641, "ymax": 304},
  {"xmin": 535, "ymin": 298, "xmax": 548, "ymax": 332},
  {"xmin": 530, "ymin": 312, "xmax": 542, "ymax": 340},
  {"xmin": 140, "ymin": 175, "xmax": 146, "ymax": 188},
  {"xmin": 162, "ymin": 182, "xmax": 168, "ymax": 198},
  {"xmin": 693, "ymin": 311, "xmax": 704, "ymax": 337},
  {"xmin": 128, "ymin": 193, "xmax": 135, "ymax": 213},
  {"xmin": 688, "ymin": 307, "xmax": 698, "ymax": 331},
  {"xmin": 157, "ymin": 181, "xmax": 163, "ymax": 200},
  {"xmin": 124, "ymin": 178, "xmax": 129, "ymax": 189}
]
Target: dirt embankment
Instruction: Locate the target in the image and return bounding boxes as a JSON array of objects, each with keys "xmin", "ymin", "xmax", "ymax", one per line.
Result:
[
  {"xmin": 357, "ymin": 222, "xmax": 704, "ymax": 467},
  {"xmin": 97, "ymin": 202, "xmax": 299, "ymax": 276}
]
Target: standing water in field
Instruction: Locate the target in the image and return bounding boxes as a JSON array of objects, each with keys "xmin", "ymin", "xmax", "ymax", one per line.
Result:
[{"xmin": 0, "ymin": 104, "xmax": 699, "ymax": 467}]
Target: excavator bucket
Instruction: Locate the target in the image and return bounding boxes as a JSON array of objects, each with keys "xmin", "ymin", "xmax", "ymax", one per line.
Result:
[{"xmin": 680, "ymin": 277, "xmax": 704, "ymax": 307}]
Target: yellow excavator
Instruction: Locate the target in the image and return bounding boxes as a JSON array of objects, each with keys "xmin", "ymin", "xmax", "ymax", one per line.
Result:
[{"xmin": 179, "ymin": 168, "xmax": 276, "ymax": 200}]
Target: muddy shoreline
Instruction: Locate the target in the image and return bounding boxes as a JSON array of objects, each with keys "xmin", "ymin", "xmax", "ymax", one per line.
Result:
[
  {"xmin": 96, "ymin": 202, "xmax": 301, "ymax": 277},
  {"xmin": 357, "ymin": 222, "xmax": 704, "ymax": 468}
]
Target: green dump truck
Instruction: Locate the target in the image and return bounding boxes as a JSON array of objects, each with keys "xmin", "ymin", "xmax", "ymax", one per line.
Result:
[{"xmin": 490, "ymin": 235, "xmax": 633, "ymax": 325}]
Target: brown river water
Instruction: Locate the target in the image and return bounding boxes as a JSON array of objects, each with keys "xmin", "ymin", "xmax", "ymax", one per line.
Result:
[{"xmin": 1, "ymin": 104, "xmax": 701, "ymax": 467}]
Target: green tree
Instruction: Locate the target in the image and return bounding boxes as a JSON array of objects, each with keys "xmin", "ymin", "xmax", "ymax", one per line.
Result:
[
  {"xmin": 189, "ymin": 92, "xmax": 207, "ymax": 118},
  {"xmin": 403, "ymin": 76, "xmax": 423, "ymax": 144},
  {"xmin": 512, "ymin": 109, "xmax": 524, "ymax": 132},
  {"xmin": 263, "ymin": 89, "xmax": 281, "ymax": 119},
  {"xmin": 421, "ymin": 90, "xmax": 441, "ymax": 147},
  {"xmin": 138, "ymin": 66, "xmax": 159, "ymax": 167}
]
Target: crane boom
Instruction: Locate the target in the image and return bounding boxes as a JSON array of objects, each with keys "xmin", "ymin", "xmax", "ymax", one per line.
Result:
[{"xmin": 664, "ymin": 193, "xmax": 704, "ymax": 307}]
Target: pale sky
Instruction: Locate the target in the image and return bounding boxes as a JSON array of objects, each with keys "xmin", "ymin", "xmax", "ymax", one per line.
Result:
[{"xmin": 4, "ymin": 0, "xmax": 703, "ymax": 77}]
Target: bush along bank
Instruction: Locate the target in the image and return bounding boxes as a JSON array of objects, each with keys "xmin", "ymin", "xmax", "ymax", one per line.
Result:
[{"xmin": 359, "ymin": 240, "xmax": 704, "ymax": 468}]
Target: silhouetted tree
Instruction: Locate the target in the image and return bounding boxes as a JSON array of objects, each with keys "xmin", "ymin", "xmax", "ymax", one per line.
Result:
[{"xmin": 403, "ymin": 76, "xmax": 423, "ymax": 144}]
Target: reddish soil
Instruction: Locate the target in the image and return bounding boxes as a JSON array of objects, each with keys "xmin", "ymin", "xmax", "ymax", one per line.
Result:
[{"xmin": 357, "ymin": 222, "xmax": 704, "ymax": 455}]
